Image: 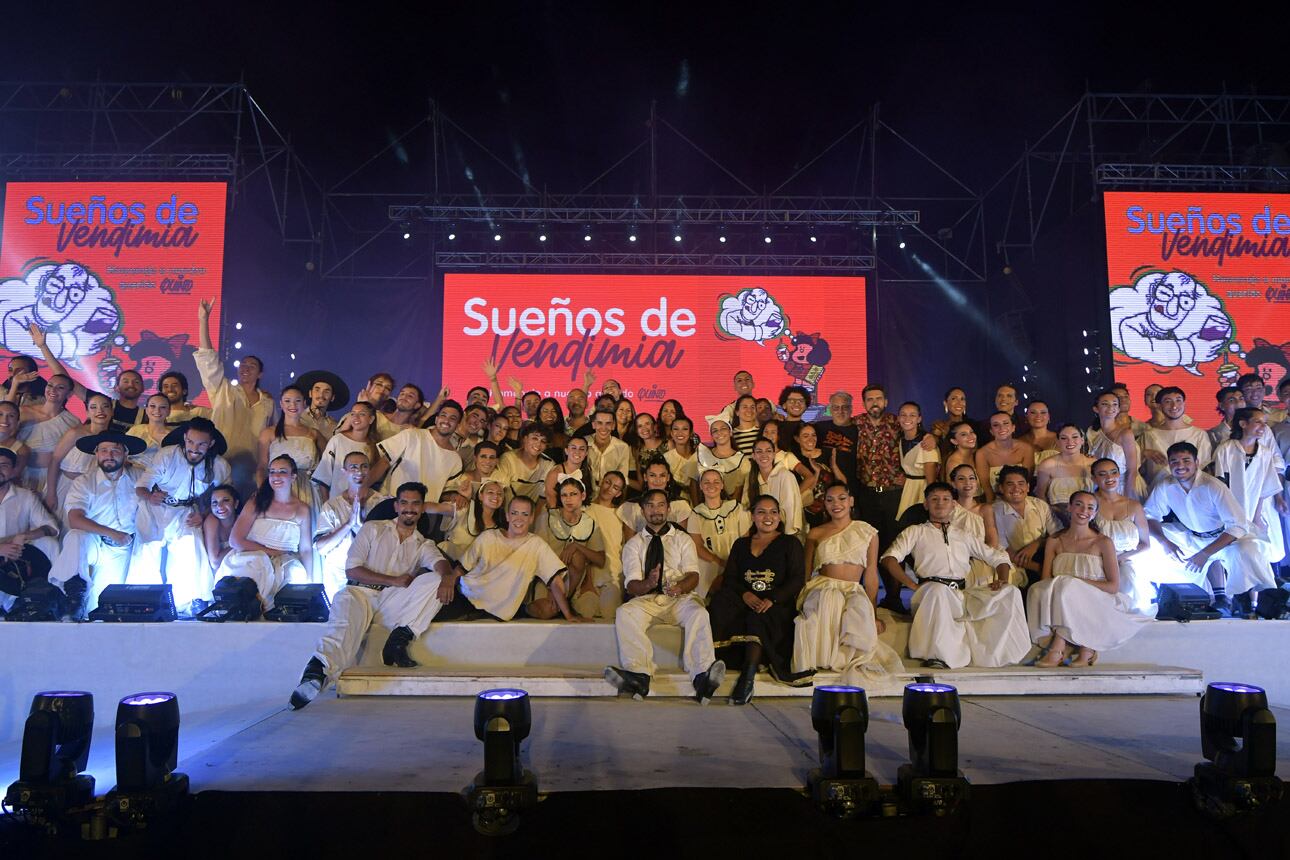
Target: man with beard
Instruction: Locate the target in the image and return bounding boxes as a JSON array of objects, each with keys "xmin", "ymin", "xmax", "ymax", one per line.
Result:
[
  {"xmin": 109, "ymin": 369, "xmax": 147, "ymax": 432},
  {"xmin": 1140, "ymin": 386, "xmax": 1213, "ymax": 486},
  {"xmin": 0, "ymin": 448, "xmax": 59, "ymax": 616},
  {"xmin": 454, "ymin": 403, "xmax": 491, "ymax": 472},
  {"xmin": 313, "ymin": 450, "xmax": 389, "ymax": 599},
  {"xmin": 48, "ymin": 430, "xmax": 145, "ymax": 618},
  {"xmin": 133, "ymin": 417, "xmax": 231, "ymax": 614},
  {"xmin": 298, "ymin": 370, "xmax": 349, "ymax": 444},
  {"xmin": 289, "ymin": 482, "xmax": 455, "ymax": 710},
  {"xmin": 197, "ymin": 299, "xmax": 274, "ymax": 494},
  {"xmin": 158, "ymin": 371, "xmax": 209, "ymax": 426},
  {"xmin": 374, "ymin": 400, "xmax": 464, "ymax": 504}
]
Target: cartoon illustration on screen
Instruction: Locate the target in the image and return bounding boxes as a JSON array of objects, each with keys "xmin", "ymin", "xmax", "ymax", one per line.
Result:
[
  {"xmin": 123, "ymin": 331, "xmax": 202, "ymax": 399},
  {"xmin": 1243, "ymin": 338, "xmax": 1290, "ymax": 407},
  {"xmin": 776, "ymin": 331, "xmax": 832, "ymax": 394},
  {"xmin": 716, "ymin": 287, "xmax": 789, "ymax": 343},
  {"xmin": 0, "ymin": 261, "xmax": 122, "ymax": 366},
  {"xmin": 1108, "ymin": 269, "xmax": 1232, "ymax": 376}
]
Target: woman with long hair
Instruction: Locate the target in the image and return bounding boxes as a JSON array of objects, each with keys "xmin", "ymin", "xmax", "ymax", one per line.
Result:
[
  {"xmin": 313, "ymin": 400, "xmax": 387, "ymax": 501},
  {"xmin": 202, "ymin": 484, "xmax": 242, "ymax": 575},
  {"xmin": 949, "ymin": 463, "xmax": 1006, "ymax": 589},
  {"xmin": 544, "ymin": 435, "xmax": 593, "ymax": 509},
  {"xmin": 792, "ymin": 483, "xmax": 904, "ymax": 685},
  {"xmin": 1028, "ymin": 491, "xmax": 1150, "ymax": 667},
  {"xmin": 257, "ymin": 386, "xmax": 324, "ymax": 516},
  {"xmin": 663, "ymin": 416, "xmax": 700, "ymax": 500},
  {"xmin": 1034, "ymin": 423, "xmax": 1094, "ymax": 515},
  {"xmin": 614, "ymin": 397, "xmax": 636, "ymax": 440},
  {"xmin": 618, "ymin": 460, "xmax": 692, "ymax": 541},
  {"xmin": 931, "ymin": 386, "xmax": 975, "ymax": 456},
  {"xmin": 584, "ymin": 470, "xmax": 627, "ymax": 607},
  {"xmin": 537, "ymin": 476, "xmax": 609, "ymax": 619},
  {"xmin": 656, "ymin": 399, "xmax": 685, "ymax": 440},
  {"xmin": 126, "ymin": 393, "xmax": 172, "ymax": 470},
  {"xmin": 218, "ymin": 454, "xmax": 314, "ymax": 613},
  {"xmin": 942, "ymin": 420, "xmax": 978, "ymax": 479},
  {"xmin": 745, "ymin": 437, "xmax": 804, "ymax": 538},
  {"xmin": 1089, "ymin": 457, "xmax": 1152, "ymax": 612},
  {"xmin": 896, "ymin": 402, "xmax": 940, "ymax": 519},
  {"xmin": 730, "ymin": 395, "xmax": 761, "ymax": 456},
  {"xmin": 688, "ymin": 467, "xmax": 751, "ymax": 598},
  {"xmin": 629, "ymin": 412, "xmax": 667, "ymax": 480},
  {"xmin": 974, "ymin": 411, "xmax": 1035, "ymax": 503},
  {"xmin": 709, "ymin": 494, "xmax": 806, "ymax": 703},
  {"xmin": 1018, "ymin": 400, "xmax": 1059, "ymax": 465},
  {"xmin": 441, "ymin": 477, "xmax": 507, "ymax": 563},
  {"xmin": 535, "ymin": 397, "xmax": 568, "ymax": 450},
  {"xmin": 45, "ymin": 391, "xmax": 114, "ymax": 514},
  {"xmin": 1087, "ymin": 389, "xmax": 1144, "ymax": 501},
  {"xmin": 14, "ymin": 372, "xmax": 80, "ymax": 495}
]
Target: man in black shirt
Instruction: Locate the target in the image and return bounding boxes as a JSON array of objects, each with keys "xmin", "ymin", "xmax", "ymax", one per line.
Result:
[
  {"xmin": 813, "ymin": 391, "xmax": 859, "ymax": 497},
  {"xmin": 109, "ymin": 370, "xmax": 146, "ymax": 433}
]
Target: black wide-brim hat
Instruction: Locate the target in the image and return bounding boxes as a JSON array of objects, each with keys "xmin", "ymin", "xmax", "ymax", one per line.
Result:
[
  {"xmin": 162, "ymin": 421, "xmax": 228, "ymax": 457},
  {"xmin": 75, "ymin": 429, "xmax": 148, "ymax": 456},
  {"xmin": 297, "ymin": 370, "xmax": 351, "ymax": 412}
]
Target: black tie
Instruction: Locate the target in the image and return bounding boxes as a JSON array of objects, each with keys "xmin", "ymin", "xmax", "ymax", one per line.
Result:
[{"xmin": 644, "ymin": 523, "xmax": 670, "ymax": 594}]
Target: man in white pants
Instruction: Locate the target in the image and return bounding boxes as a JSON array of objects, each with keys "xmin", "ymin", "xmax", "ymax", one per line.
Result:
[
  {"xmin": 313, "ymin": 450, "xmax": 389, "ymax": 600},
  {"xmin": 1145, "ymin": 440, "xmax": 1273, "ymax": 617},
  {"xmin": 881, "ymin": 482, "xmax": 1030, "ymax": 669},
  {"xmin": 48, "ymin": 431, "xmax": 144, "ymax": 618},
  {"xmin": 0, "ymin": 449, "xmax": 59, "ymax": 615},
  {"xmin": 132, "ymin": 418, "xmax": 231, "ymax": 615},
  {"xmin": 290, "ymin": 482, "xmax": 452, "ymax": 710},
  {"xmin": 605, "ymin": 489, "xmax": 726, "ymax": 703}
]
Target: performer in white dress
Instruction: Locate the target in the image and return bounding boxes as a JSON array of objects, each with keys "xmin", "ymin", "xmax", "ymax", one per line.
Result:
[
  {"xmin": 126, "ymin": 394, "xmax": 173, "ymax": 470},
  {"xmin": 1033, "ymin": 423, "xmax": 1093, "ymax": 512},
  {"xmin": 881, "ymin": 482, "xmax": 1029, "ymax": 669},
  {"xmin": 197, "ymin": 299, "xmax": 275, "ymax": 495},
  {"xmin": 663, "ymin": 417, "xmax": 700, "ymax": 497},
  {"xmin": 1017, "ymin": 400, "xmax": 1059, "ymax": 466},
  {"xmin": 217, "ymin": 454, "xmax": 313, "ymax": 611},
  {"xmin": 258, "ymin": 386, "xmax": 324, "ymax": 515},
  {"xmin": 1088, "ymin": 389, "xmax": 1144, "ymax": 500},
  {"xmin": 745, "ymin": 438, "xmax": 803, "ymax": 537},
  {"xmin": 1211, "ymin": 408, "xmax": 1285, "ymax": 569},
  {"xmin": 618, "ymin": 460, "xmax": 693, "ymax": 540},
  {"xmin": 543, "ymin": 435, "xmax": 593, "ymax": 510},
  {"xmin": 1028, "ymin": 491, "xmax": 1152, "ymax": 667},
  {"xmin": 687, "ymin": 468, "xmax": 751, "ymax": 599},
  {"xmin": 1089, "ymin": 457, "xmax": 1153, "ymax": 612},
  {"xmin": 201, "ymin": 484, "xmax": 240, "ymax": 577},
  {"xmin": 537, "ymin": 476, "xmax": 609, "ymax": 618},
  {"xmin": 697, "ymin": 417, "xmax": 750, "ymax": 500},
  {"xmin": 312, "ymin": 400, "xmax": 384, "ymax": 500},
  {"xmin": 15, "ymin": 374, "xmax": 81, "ymax": 495},
  {"xmin": 895, "ymin": 403, "xmax": 940, "ymax": 519},
  {"xmin": 793, "ymin": 484, "xmax": 905, "ymax": 683},
  {"xmin": 1144, "ymin": 440, "xmax": 1274, "ymax": 616},
  {"xmin": 495, "ymin": 423, "xmax": 556, "ymax": 505},
  {"xmin": 314, "ymin": 450, "xmax": 390, "ymax": 599},
  {"xmin": 974, "ymin": 412, "xmax": 1035, "ymax": 503},
  {"xmin": 947, "ymin": 463, "xmax": 1005, "ymax": 590}
]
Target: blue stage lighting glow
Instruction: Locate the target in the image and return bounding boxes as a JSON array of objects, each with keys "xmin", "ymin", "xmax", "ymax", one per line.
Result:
[
  {"xmin": 906, "ymin": 683, "xmax": 956, "ymax": 695},
  {"xmin": 41, "ymin": 690, "xmax": 92, "ymax": 698},
  {"xmin": 816, "ymin": 685, "xmax": 864, "ymax": 695},
  {"xmin": 121, "ymin": 694, "xmax": 174, "ymax": 707},
  {"xmin": 1210, "ymin": 682, "xmax": 1264, "ymax": 695},
  {"xmin": 480, "ymin": 689, "xmax": 528, "ymax": 701}
]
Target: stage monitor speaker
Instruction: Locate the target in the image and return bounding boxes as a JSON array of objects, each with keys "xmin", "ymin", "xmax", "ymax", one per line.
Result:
[
  {"xmin": 196, "ymin": 576, "xmax": 261, "ymax": 622},
  {"xmin": 88, "ymin": 585, "xmax": 176, "ymax": 623},
  {"xmin": 1255, "ymin": 587, "xmax": 1290, "ymax": 620},
  {"xmin": 264, "ymin": 584, "xmax": 330, "ymax": 623},
  {"xmin": 1156, "ymin": 583, "xmax": 1220, "ymax": 622}
]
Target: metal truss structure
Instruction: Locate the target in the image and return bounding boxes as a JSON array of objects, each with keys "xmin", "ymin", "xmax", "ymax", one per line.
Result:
[{"xmin": 0, "ymin": 80, "xmax": 324, "ymax": 252}]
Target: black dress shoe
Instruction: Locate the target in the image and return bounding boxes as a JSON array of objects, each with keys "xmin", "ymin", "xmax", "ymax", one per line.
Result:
[
  {"xmin": 62, "ymin": 576, "xmax": 87, "ymax": 622},
  {"xmin": 920, "ymin": 658, "xmax": 950, "ymax": 670},
  {"xmin": 728, "ymin": 664, "xmax": 757, "ymax": 705},
  {"xmin": 289, "ymin": 657, "xmax": 326, "ymax": 710},
  {"xmin": 693, "ymin": 660, "xmax": 726, "ymax": 705},
  {"xmin": 604, "ymin": 666, "xmax": 651, "ymax": 699},
  {"xmin": 1211, "ymin": 595, "xmax": 1233, "ymax": 618},
  {"xmin": 877, "ymin": 597, "xmax": 909, "ymax": 616},
  {"xmin": 1231, "ymin": 592, "xmax": 1255, "ymax": 619},
  {"xmin": 382, "ymin": 625, "xmax": 419, "ymax": 668},
  {"xmin": 769, "ymin": 665, "xmax": 817, "ymax": 687}
]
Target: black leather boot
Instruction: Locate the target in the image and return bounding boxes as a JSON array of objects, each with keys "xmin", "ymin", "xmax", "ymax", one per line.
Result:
[
  {"xmin": 381, "ymin": 626, "xmax": 419, "ymax": 668},
  {"xmin": 728, "ymin": 663, "xmax": 757, "ymax": 705}
]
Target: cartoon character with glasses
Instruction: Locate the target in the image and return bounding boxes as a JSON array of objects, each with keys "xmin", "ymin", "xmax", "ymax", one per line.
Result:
[
  {"xmin": 0, "ymin": 261, "xmax": 122, "ymax": 364},
  {"xmin": 1110, "ymin": 269, "xmax": 1231, "ymax": 376}
]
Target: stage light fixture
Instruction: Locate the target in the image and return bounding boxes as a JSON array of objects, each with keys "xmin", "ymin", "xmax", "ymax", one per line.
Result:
[
  {"xmin": 233, "ymin": 360, "xmax": 240, "ymax": 368},
  {"xmin": 464, "ymin": 688, "xmax": 538, "ymax": 836},
  {"xmin": 289, "ymin": 372, "xmax": 295, "ymax": 379},
  {"xmin": 1191, "ymin": 682, "xmax": 1282, "ymax": 816},
  {"xmin": 673, "ymin": 223, "xmax": 684, "ymax": 243},
  {"xmin": 3, "ymin": 691, "xmax": 95, "ymax": 834},
  {"xmin": 899, "ymin": 240, "xmax": 907, "ymax": 249},
  {"xmin": 235, "ymin": 322, "xmax": 243, "ymax": 330},
  {"xmin": 897, "ymin": 683, "xmax": 969, "ymax": 816},
  {"xmin": 493, "ymin": 233, "xmax": 502, "ymax": 242},
  {"xmin": 628, "ymin": 224, "xmax": 639, "ymax": 243},
  {"xmin": 538, "ymin": 223, "xmax": 548, "ymax": 242},
  {"xmin": 583, "ymin": 225, "xmax": 593, "ymax": 242},
  {"xmin": 234, "ymin": 341, "xmax": 242, "ymax": 350},
  {"xmin": 807, "ymin": 686, "xmax": 880, "ymax": 819},
  {"xmin": 402, "ymin": 231, "xmax": 411, "ymax": 240},
  {"xmin": 447, "ymin": 224, "xmax": 458, "ymax": 241},
  {"xmin": 762, "ymin": 225, "xmax": 773, "ymax": 245},
  {"xmin": 106, "ymin": 692, "xmax": 189, "ymax": 830}
]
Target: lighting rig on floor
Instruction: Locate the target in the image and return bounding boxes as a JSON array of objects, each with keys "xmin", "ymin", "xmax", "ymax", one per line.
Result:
[
  {"xmin": 463, "ymin": 688, "xmax": 538, "ymax": 836},
  {"xmin": 3, "ymin": 692, "xmax": 96, "ymax": 835},
  {"xmin": 897, "ymin": 683, "xmax": 969, "ymax": 815},
  {"xmin": 807, "ymin": 686, "xmax": 880, "ymax": 819},
  {"xmin": 103, "ymin": 692, "xmax": 190, "ymax": 831},
  {"xmin": 1191, "ymin": 682, "xmax": 1282, "ymax": 817}
]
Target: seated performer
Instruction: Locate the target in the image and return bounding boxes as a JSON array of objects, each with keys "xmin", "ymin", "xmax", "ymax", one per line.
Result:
[
  {"xmin": 440, "ymin": 477, "xmax": 506, "ymax": 562},
  {"xmin": 494, "ymin": 422, "xmax": 555, "ymax": 505},
  {"xmin": 974, "ymin": 412, "xmax": 1035, "ymax": 503},
  {"xmin": 1144, "ymin": 441, "xmax": 1274, "ymax": 616},
  {"xmin": 1211, "ymin": 408, "xmax": 1285, "ymax": 594},
  {"xmin": 133, "ymin": 418, "xmax": 231, "ymax": 615},
  {"xmin": 881, "ymin": 483, "xmax": 1029, "ymax": 669},
  {"xmin": 1033, "ymin": 423, "xmax": 1093, "ymax": 513},
  {"xmin": 537, "ymin": 476, "xmax": 609, "ymax": 619},
  {"xmin": 217, "ymin": 454, "xmax": 313, "ymax": 612},
  {"xmin": 793, "ymin": 484, "xmax": 904, "ymax": 684},
  {"xmin": 0, "ymin": 448, "xmax": 59, "ymax": 616},
  {"xmin": 48, "ymin": 431, "xmax": 145, "ymax": 618},
  {"xmin": 289, "ymin": 482, "xmax": 455, "ymax": 709},
  {"xmin": 202, "ymin": 484, "xmax": 241, "ymax": 575},
  {"xmin": 0, "ymin": 401, "xmax": 31, "ymax": 482},
  {"xmin": 991, "ymin": 465, "xmax": 1057, "ymax": 587},
  {"xmin": 619, "ymin": 460, "xmax": 693, "ymax": 540},
  {"xmin": 709, "ymin": 494, "xmax": 805, "ymax": 704},
  {"xmin": 604, "ymin": 489, "xmax": 727, "ymax": 703},
  {"xmin": 745, "ymin": 437, "xmax": 804, "ymax": 537},
  {"xmin": 584, "ymin": 471, "xmax": 627, "ymax": 605},
  {"xmin": 314, "ymin": 450, "xmax": 390, "ymax": 599},
  {"xmin": 688, "ymin": 468, "xmax": 751, "ymax": 598},
  {"xmin": 543, "ymin": 435, "xmax": 592, "ymax": 509},
  {"xmin": 1089, "ymin": 458, "xmax": 1152, "ymax": 611},
  {"xmin": 126, "ymin": 393, "xmax": 173, "ymax": 470},
  {"xmin": 1028, "ymin": 491, "xmax": 1151, "ymax": 667}
]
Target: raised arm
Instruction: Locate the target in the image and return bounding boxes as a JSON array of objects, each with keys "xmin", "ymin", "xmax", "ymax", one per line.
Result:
[{"xmin": 28, "ymin": 324, "xmax": 88, "ymax": 401}]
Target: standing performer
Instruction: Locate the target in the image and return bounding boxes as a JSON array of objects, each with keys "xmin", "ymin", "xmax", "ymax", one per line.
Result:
[
  {"xmin": 13, "ymin": 373, "xmax": 80, "ymax": 495},
  {"xmin": 158, "ymin": 371, "xmax": 209, "ymax": 426},
  {"xmin": 745, "ymin": 438, "xmax": 804, "ymax": 538},
  {"xmin": 881, "ymin": 483, "xmax": 1029, "ymax": 669},
  {"xmin": 312, "ymin": 400, "xmax": 385, "ymax": 500},
  {"xmin": 374, "ymin": 401, "xmax": 464, "ymax": 503},
  {"xmin": 974, "ymin": 412, "xmax": 1035, "ymax": 503},
  {"xmin": 0, "ymin": 401, "xmax": 30, "ymax": 484},
  {"xmin": 1088, "ymin": 389, "xmax": 1143, "ymax": 501},
  {"xmin": 1211, "ymin": 408, "xmax": 1285, "ymax": 581},
  {"xmin": 604, "ymin": 489, "xmax": 727, "ymax": 703},
  {"xmin": 45, "ymin": 391, "xmax": 114, "ymax": 515},
  {"xmin": 895, "ymin": 402, "xmax": 940, "ymax": 519},
  {"xmin": 257, "ymin": 385, "xmax": 324, "ymax": 517},
  {"xmin": 313, "ymin": 450, "xmax": 389, "ymax": 599},
  {"xmin": 619, "ymin": 460, "xmax": 693, "ymax": 540},
  {"xmin": 1028, "ymin": 491, "xmax": 1151, "ymax": 667},
  {"xmin": 1089, "ymin": 458, "xmax": 1153, "ymax": 612},
  {"xmin": 47, "ymin": 431, "xmax": 144, "ymax": 618},
  {"xmin": 297, "ymin": 370, "xmax": 349, "ymax": 444},
  {"xmin": 494, "ymin": 423, "xmax": 555, "ymax": 505},
  {"xmin": 126, "ymin": 393, "xmax": 173, "ymax": 470},
  {"xmin": 688, "ymin": 468, "xmax": 751, "ymax": 598},
  {"xmin": 1017, "ymin": 400, "xmax": 1058, "ymax": 465},
  {"xmin": 1033, "ymin": 424, "xmax": 1093, "ymax": 512},
  {"xmin": 197, "ymin": 300, "xmax": 274, "ymax": 494},
  {"xmin": 1140, "ymin": 386, "xmax": 1213, "ymax": 486},
  {"xmin": 696, "ymin": 418, "xmax": 750, "ymax": 501}
]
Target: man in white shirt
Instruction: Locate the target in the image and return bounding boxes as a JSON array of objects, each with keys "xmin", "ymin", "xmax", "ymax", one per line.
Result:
[
  {"xmin": 1141, "ymin": 386, "xmax": 1213, "ymax": 486},
  {"xmin": 133, "ymin": 417, "xmax": 232, "ymax": 615},
  {"xmin": 297, "ymin": 370, "xmax": 348, "ymax": 444},
  {"xmin": 196, "ymin": 299, "xmax": 275, "ymax": 494},
  {"xmin": 605, "ymin": 490, "xmax": 726, "ymax": 703},
  {"xmin": 48, "ymin": 431, "xmax": 145, "ymax": 618},
  {"xmin": 881, "ymin": 483, "xmax": 1029, "ymax": 669},
  {"xmin": 375, "ymin": 400, "xmax": 464, "ymax": 502},
  {"xmin": 0, "ymin": 448, "xmax": 59, "ymax": 616},
  {"xmin": 313, "ymin": 450, "xmax": 389, "ymax": 599},
  {"xmin": 290, "ymin": 482, "xmax": 454, "ymax": 710},
  {"xmin": 586, "ymin": 409, "xmax": 631, "ymax": 489},
  {"xmin": 1145, "ymin": 441, "xmax": 1275, "ymax": 616},
  {"xmin": 991, "ymin": 466, "xmax": 1058, "ymax": 587},
  {"xmin": 158, "ymin": 371, "xmax": 210, "ymax": 427}
]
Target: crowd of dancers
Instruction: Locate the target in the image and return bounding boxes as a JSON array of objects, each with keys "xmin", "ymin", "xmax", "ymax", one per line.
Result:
[{"xmin": 0, "ymin": 301, "xmax": 1286, "ymax": 708}]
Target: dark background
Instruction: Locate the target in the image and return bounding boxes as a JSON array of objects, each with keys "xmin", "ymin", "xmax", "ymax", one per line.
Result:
[{"xmin": 1, "ymin": 1, "xmax": 1287, "ymax": 423}]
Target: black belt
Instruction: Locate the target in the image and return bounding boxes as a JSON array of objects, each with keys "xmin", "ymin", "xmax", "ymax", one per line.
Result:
[
  {"xmin": 1184, "ymin": 525, "xmax": 1226, "ymax": 540},
  {"xmin": 163, "ymin": 496, "xmax": 199, "ymax": 507},
  {"xmin": 920, "ymin": 576, "xmax": 965, "ymax": 590},
  {"xmin": 903, "ymin": 471, "xmax": 924, "ymax": 480},
  {"xmin": 348, "ymin": 580, "xmax": 386, "ymax": 591}
]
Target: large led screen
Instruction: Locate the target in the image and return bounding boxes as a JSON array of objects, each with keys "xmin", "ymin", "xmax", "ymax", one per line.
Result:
[
  {"xmin": 0, "ymin": 182, "xmax": 227, "ymax": 404},
  {"xmin": 441, "ymin": 273, "xmax": 867, "ymax": 419},
  {"xmin": 1104, "ymin": 191, "xmax": 1290, "ymax": 418}
]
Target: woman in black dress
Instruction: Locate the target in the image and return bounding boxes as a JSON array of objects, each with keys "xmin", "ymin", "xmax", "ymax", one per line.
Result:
[{"xmin": 709, "ymin": 494, "xmax": 806, "ymax": 705}]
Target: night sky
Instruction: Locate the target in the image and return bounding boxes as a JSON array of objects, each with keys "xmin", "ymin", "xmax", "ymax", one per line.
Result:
[{"xmin": 5, "ymin": 2, "xmax": 1289, "ymax": 193}]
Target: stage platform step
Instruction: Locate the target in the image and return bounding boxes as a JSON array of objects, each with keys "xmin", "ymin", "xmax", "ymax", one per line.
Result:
[{"xmin": 336, "ymin": 663, "xmax": 1205, "ymax": 699}]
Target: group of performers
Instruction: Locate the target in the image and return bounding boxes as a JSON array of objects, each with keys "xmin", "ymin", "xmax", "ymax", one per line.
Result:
[{"xmin": 0, "ymin": 302, "xmax": 1286, "ymax": 709}]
